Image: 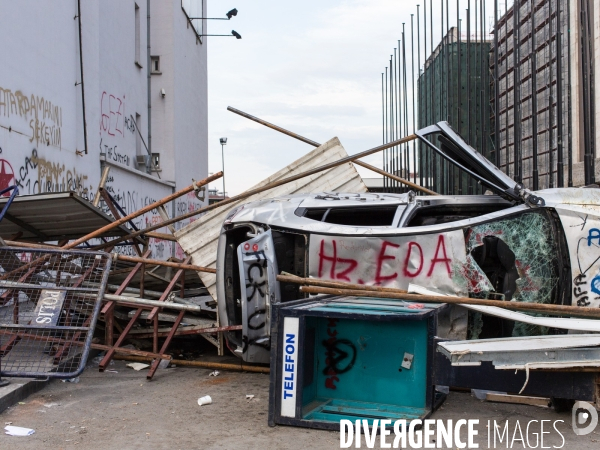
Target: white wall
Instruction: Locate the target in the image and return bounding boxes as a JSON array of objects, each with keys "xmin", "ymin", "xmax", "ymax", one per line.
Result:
[
  {"xmin": 151, "ymin": 0, "xmax": 208, "ymax": 259},
  {"xmin": 0, "ymin": 0, "xmax": 208, "ymax": 258},
  {"xmin": 0, "ymin": 0, "xmax": 86, "ymax": 196}
]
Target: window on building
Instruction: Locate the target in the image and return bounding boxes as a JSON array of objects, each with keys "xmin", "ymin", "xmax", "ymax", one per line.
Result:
[
  {"xmin": 135, "ymin": 3, "xmax": 142, "ymax": 67},
  {"xmin": 151, "ymin": 56, "xmax": 161, "ymax": 74}
]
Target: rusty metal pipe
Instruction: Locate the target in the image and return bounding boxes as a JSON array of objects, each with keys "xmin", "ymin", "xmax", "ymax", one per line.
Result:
[
  {"xmin": 113, "ymin": 254, "xmax": 215, "ymax": 273},
  {"xmin": 299, "ymin": 285, "xmax": 600, "ymax": 319},
  {"xmin": 64, "ymin": 171, "xmax": 222, "ymax": 249},
  {"xmin": 0, "ymin": 330, "xmax": 172, "ymax": 360},
  {"xmin": 92, "ymin": 344, "xmax": 172, "ymax": 360},
  {"xmin": 277, "ymin": 274, "xmax": 408, "ymax": 293},
  {"xmin": 92, "ymin": 134, "xmax": 418, "ymax": 250},
  {"xmin": 99, "ymin": 293, "xmax": 204, "ymax": 312},
  {"xmin": 229, "ymin": 106, "xmax": 435, "ymax": 195},
  {"xmin": 3, "ymin": 240, "xmax": 58, "ymax": 249},
  {"xmin": 124, "ymin": 324, "xmax": 241, "ymax": 339},
  {"xmin": 352, "ymin": 160, "xmax": 438, "ymax": 195},
  {"xmin": 114, "ymin": 354, "xmax": 269, "ymax": 373},
  {"xmin": 143, "ymin": 231, "xmax": 177, "ymax": 242},
  {"xmin": 227, "ymin": 106, "xmax": 321, "ymax": 147}
]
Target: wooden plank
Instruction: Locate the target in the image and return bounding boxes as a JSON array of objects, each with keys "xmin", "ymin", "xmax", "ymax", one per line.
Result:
[{"xmin": 486, "ymin": 393, "xmax": 551, "ymax": 408}]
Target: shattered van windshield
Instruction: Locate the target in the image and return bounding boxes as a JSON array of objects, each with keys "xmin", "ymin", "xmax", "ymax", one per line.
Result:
[{"xmin": 457, "ymin": 211, "xmax": 559, "ymax": 338}]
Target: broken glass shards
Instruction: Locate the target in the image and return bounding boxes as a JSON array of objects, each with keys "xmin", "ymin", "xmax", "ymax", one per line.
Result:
[{"xmin": 465, "ymin": 212, "xmax": 559, "ymax": 337}]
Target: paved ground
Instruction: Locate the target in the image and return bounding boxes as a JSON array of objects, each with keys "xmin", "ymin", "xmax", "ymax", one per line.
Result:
[{"xmin": 0, "ymin": 360, "xmax": 599, "ymax": 449}]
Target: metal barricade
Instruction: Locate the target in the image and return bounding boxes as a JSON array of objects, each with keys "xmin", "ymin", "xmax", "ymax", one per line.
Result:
[{"xmin": 0, "ymin": 247, "xmax": 111, "ymax": 378}]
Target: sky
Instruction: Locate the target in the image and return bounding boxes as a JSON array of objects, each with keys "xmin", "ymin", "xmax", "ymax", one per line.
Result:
[{"xmin": 206, "ymin": 0, "xmax": 505, "ymax": 196}]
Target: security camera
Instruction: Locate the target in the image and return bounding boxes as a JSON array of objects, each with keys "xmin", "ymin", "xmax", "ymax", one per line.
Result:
[{"xmin": 160, "ymin": 88, "xmax": 166, "ymax": 98}]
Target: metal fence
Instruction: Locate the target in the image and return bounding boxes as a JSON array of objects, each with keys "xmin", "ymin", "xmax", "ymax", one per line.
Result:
[{"xmin": 0, "ymin": 248, "xmax": 111, "ymax": 378}]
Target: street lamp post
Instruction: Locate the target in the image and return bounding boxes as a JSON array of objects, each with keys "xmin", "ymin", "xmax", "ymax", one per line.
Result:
[{"xmin": 220, "ymin": 137, "xmax": 227, "ymax": 200}]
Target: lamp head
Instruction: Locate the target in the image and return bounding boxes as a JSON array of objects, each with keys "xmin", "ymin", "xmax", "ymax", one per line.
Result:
[
  {"xmin": 231, "ymin": 30, "xmax": 242, "ymax": 39},
  {"xmin": 226, "ymin": 8, "xmax": 238, "ymax": 19},
  {"xmin": 220, "ymin": 137, "xmax": 227, "ymax": 145}
]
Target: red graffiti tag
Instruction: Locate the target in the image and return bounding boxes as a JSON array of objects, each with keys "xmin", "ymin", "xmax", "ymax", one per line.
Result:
[
  {"xmin": 0, "ymin": 160, "xmax": 16, "ymax": 196},
  {"xmin": 100, "ymin": 92, "xmax": 124, "ymax": 137},
  {"xmin": 318, "ymin": 240, "xmax": 358, "ymax": 281},
  {"xmin": 316, "ymin": 235, "xmax": 455, "ymax": 285},
  {"xmin": 402, "ymin": 241, "xmax": 424, "ymax": 277},
  {"xmin": 427, "ymin": 235, "xmax": 452, "ymax": 276},
  {"xmin": 374, "ymin": 241, "xmax": 399, "ymax": 284},
  {"xmin": 325, "ymin": 375, "xmax": 339, "ymax": 389}
]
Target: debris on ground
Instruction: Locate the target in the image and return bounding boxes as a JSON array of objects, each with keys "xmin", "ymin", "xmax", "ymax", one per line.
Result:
[
  {"xmin": 4, "ymin": 425, "xmax": 35, "ymax": 436},
  {"xmin": 197, "ymin": 395, "xmax": 212, "ymax": 406},
  {"xmin": 60, "ymin": 378, "xmax": 80, "ymax": 384},
  {"xmin": 126, "ymin": 363, "xmax": 150, "ymax": 371}
]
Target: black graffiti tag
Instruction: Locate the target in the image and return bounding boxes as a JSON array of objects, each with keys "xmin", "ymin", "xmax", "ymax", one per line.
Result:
[
  {"xmin": 245, "ymin": 250, "xmax": 267, "ymax": 301},
  {"xmin": 242, "ymin": 335, "xmax": 271, "ymax": 353},
  {"xmin": 247, "ymin": 308, "xmax": 267, "ymax": 330},
  {"xmin": 322, "ymin": 338, "xmax": 357, "ymax": 375}
]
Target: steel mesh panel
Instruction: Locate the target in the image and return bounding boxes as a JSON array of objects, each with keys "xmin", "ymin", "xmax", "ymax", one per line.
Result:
[{"xmin": 0, "ymin": 247, "xmax": 111, "ymax": 378}]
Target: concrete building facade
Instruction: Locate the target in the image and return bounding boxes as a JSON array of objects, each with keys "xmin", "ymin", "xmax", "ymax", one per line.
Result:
[{"xmin": 0, "ymin": 0, "xmax": 208, "ymax": 258}]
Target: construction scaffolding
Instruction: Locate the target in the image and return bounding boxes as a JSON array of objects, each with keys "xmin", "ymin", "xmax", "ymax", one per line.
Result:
[
  {"xmin": 380, "ymin": 0, "xmax": 597, "ymax": 193},
  {"xmin": 418, "ymin": 27, "xmax": 492, "ymax": 194},
  {"xmin": 491, "ymin": 0, "xmax": 571, "ymax": 189}
]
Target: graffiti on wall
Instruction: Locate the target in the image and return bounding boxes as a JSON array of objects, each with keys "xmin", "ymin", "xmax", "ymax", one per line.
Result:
[
  {"xmin": 173, "ymin": 191, "xmax": 204, "ymax": 259},
  {"xmin": 99, "ymin": 92, "xmax": 136, "ymax": 170},
  {"xmin": 0, "ymin": 156, "xmax": 15, "ymax": 196},
  {"xmin": 1, "ymin": 148, "xmax": 93, "ymax": 199},
  {"xmin": 100, "ymin": 138, "xmax": 130, "ymax": 166},
  {"xmin": 100, "ymin": 91, "xmax": 126, "ymax": 137},
  {"xmin": 0, "ymin": 85, "xmax": 62, "ymax": 147},
  {"xmin": 104, "ymin": 177, "xmax": 173, "ymax": 258},
  {"xmin": 322, "ymin": 318, "xmax": 357, "ymax": 390},
  {"xmin": 0, "ymin": 83, "xmax": 179, "ymax": 261}
]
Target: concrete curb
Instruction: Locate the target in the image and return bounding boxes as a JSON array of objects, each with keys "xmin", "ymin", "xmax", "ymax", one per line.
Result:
[{"xmin": 0, "ymin": 378, "xmax": 50, "ymax": 414}]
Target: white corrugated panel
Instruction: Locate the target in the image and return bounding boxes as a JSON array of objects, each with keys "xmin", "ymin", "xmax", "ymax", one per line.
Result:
[
  {"xmin": 175, "ymin": 137, "xmax": 367, "ymax": 299},
  {"xmin": 439, "ymin": 335, "xmax": 600, "ymax": 355}
]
